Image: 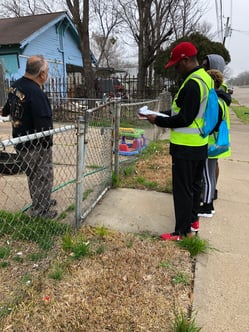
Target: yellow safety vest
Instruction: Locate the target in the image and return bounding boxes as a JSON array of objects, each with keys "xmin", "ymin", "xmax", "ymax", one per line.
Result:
[{"xmin": 170, "ymin": 68, "xmax": 214, "ymax": 147}]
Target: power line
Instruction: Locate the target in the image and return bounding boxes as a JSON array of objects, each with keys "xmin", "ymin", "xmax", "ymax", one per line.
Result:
[{"xmin": 232, "ymin": 28, "xmax": 249, "ymax": 35}]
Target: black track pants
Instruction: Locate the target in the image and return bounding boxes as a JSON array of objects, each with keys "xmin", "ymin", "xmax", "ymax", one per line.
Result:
[{"xmin": 172, "ymin": 156, "xmax": 205, "ymax": 235}]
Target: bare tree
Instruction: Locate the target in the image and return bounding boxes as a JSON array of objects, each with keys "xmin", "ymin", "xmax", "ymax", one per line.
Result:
[
  {"xmin": 90, "ymin": 0, "xmax": 123, "ymax": 68},
  {"xmin": 116, "ymin": 0, "xmax": 206, "ymax": 97},
  {"xmin": 66, "ymin": 0, "xmax": 95, "ymax": 98},
  {"xmin": 196, "ymin": 20, "xmax": 216, "ymax": 40},
  {"xmin": 91, "ymin": 33, "xmax": 125, "ymax": 69},
  {"xmin": 118, "ymin": 0, "xmax": 175, "ymax": 97},
  {"xmin": 0, "ymin": 0, "xmax": 64, "ymax": 17},
  {"xmin": 168, "ymin": 0, "xmax": 208, "ymax": 40}
]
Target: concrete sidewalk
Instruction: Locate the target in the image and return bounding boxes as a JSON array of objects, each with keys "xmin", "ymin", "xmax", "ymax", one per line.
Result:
[
  {"xmin": 85, "ymin": 98, "xmax": 249, "ymax": 331},
  {"xmin": 193, "ymin": 106, "xmax": 249, "ymax": 331}
]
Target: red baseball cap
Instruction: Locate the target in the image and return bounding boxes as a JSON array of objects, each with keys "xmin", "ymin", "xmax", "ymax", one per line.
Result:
[{"xmin": 165, "ymin": 42, "xmax": 197, "ymax": 68}]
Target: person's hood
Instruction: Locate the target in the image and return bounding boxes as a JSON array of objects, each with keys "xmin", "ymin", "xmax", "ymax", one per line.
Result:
[{"xmin": 206, "ymin": 54, "xmax": 226, "ymax": 73}]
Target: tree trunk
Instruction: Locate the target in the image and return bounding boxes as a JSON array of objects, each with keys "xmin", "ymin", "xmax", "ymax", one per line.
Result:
[{"xmin": 81, "ymin": 0, "xmax": 95, "ymax": 100}]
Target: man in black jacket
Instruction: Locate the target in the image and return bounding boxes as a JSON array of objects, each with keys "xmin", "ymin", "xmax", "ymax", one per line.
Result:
[
  {"xmin": 2, "ymin": 55, "xmax": 57, "ymax": 218},
  {"xmin": 144, "ymin": 42, "xmax": 212, "ymax": 240}
]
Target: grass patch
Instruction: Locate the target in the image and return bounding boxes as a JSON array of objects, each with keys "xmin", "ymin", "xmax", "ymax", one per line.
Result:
[
  {"xmin": 66, "ymin": 204, "xmax": 75, "ymax": 212},
  {"xmin": 122, "ymin": 163, "xmax": 136, "ymax": 176},
  {"xmin": 177, "ymin": 236, "xmax": 210, "ymax": 257},
  {"xmin": 159, "ymin": 260, "xmax": 190, "ymax": 286},
  {"xmin": 140, "ymin": 139, "xmax": 168, "ymax": 158},
  {"xmin": 56, "ymin": 204, "xmax": 75, "ymax": 221},
  {"xmin": 119, "ymin": 139, "xmax": 172, "ymax": 192},
  {"xmin": 0, "ymin": 261, "xmax": 10, "ymax": 268},
  {"xmin": 62, "ymin": 232, "xmax": 90, "ymax": 259},
  {"xmin": 172, "ymin": 311, "xmax": 201, "ymax": 332},
  {"xmin": 13, "ymin": 255, "xmax": 24, "ymax": 263},
  {"xmin": 21, "ymin": 273, "xmax": 33, "ymax": 285},
  {"xmin": 0, "ymin": 246, "xmax": 11, "ymax": 259},
  {"xmin": 48, "ymin": 262, "xmax": 66, "ymax": 280},
  {"xmin": 231, "ymin": 105, "xmax": 249, "ymax": 124},
  {"xmin": 0, "ymin": 306, "xmax": 12, "ymax": 319},
  {"xmin": 0, "ymin": 210, "xmax": 71, "ymax": 250},
  {"xmin": 112, "ymin": 171, "xmax": 120, "ymax": 187},
  {"xmin": 83, "ymin": 188, "xmax": 93, "ymax": 201},
  {"xmin": 231, "ymin": 98, "xmax": 239, "ymax": 104},
  {"xmin": 135, "ymin": 176, "xmax": 158, "ymax": 188},
  {"xmin": 28, "ymin": 251, "xmax": 48, "ymax": 262},
  {"xmin": 94, "ymin": 225, "xmax": 110, "ymax": 238}
]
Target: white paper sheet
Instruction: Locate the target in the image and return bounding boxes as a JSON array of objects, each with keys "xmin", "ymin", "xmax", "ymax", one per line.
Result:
[{"xmin": 137, "ymin": 105, "xmax": 169, "ymax": 118}]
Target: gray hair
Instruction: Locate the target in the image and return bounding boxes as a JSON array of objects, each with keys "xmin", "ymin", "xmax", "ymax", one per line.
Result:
[{"xmin": 25, "ymin": 55, "xmax": 48, "ymax": 77}]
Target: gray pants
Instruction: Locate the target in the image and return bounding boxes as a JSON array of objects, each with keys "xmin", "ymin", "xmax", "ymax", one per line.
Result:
[
  {"xmin": 202, "ymin": 158, "xmax": 217, "ymax": 204},
  {"xmin": 17, "ymin": 147, "xmax": 54, "ymax": 213}
]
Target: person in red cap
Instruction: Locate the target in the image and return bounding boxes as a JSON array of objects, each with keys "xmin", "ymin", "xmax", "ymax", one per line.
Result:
[{"xmin": 144, "ymin": 41, "xmax": 214, "ymax": 240}]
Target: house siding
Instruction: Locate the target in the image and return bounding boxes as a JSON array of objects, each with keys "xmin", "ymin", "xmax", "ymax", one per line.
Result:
[
  {"xmin": 64, "ymin": 28, "xmax": 83, "ymax": 68},
  {"xmin": 0, "ymin": 14, "xmax": 83, "ymax": 82}
]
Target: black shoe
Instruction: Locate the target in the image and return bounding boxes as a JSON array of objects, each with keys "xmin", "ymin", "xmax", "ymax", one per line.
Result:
[{"xmin": 198, "ymin": 203, "xmax": 213, "ymax": 218}]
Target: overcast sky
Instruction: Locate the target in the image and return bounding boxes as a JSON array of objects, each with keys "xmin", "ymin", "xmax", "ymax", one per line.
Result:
[{"xmin": 202, "ymin": 0, "xmax": 249, "ymax": 77}]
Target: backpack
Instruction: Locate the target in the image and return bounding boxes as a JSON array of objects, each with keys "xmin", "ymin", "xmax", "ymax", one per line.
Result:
[
  {"xmin": 193, "ymin": 76, "xmax": 219, "ymax": 138},
  {"xmin": 201, "ymin": 87, "xmax": 219, "ymax": 138},
  {"xmin": 208, "ymin": 99, "xmax": 230, "ymax": 157}
]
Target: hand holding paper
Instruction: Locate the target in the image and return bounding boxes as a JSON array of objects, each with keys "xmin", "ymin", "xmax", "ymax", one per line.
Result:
[{"xmin": 137, "ymin": 106, "xmax": 169, "ymax": 119}]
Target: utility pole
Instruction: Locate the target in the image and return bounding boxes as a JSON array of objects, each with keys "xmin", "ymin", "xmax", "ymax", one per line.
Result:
[{"xmin": 223, "ymin": 17, "xmax": 231, "ymax": 45}]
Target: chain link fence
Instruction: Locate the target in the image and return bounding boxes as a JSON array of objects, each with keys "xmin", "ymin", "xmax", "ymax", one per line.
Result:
[
  {"xmin": 0, "ymin": 93, "xmax": 172, "ymax": 319},
  {"xmin": 0, "ymin": 92, "xmax": 171, "ymax": 251}
]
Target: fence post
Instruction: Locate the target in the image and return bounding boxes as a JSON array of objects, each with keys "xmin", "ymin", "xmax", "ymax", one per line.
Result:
[
  {"xmin": 113, "ymin": 102, "xmax": 121, "ymax": 181},
  {"xmin": 75, "ymin": 115, "xmax": 87, "ymax": 228}
]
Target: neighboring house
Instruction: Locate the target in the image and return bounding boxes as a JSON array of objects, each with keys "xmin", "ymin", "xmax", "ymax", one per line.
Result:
[{"xmin": 0, "ymin": 11, "xmax": 96, "ymax": 97}]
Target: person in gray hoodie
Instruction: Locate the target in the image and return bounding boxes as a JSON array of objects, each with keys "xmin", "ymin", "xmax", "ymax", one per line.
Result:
[
  {"xmin": 203, "ymin": 54, "xmax": 232, "ymax": 101},
  {"xmin": 203, "ymin": 54, "xmax": 226, "ymax": 73},
  {"xmin": 202, "ymin": 54, "xmax": 232, "ymax": 100},
  {"xmin": 196, "ymin": 54, "xmax": 231, "ymax": 220}
]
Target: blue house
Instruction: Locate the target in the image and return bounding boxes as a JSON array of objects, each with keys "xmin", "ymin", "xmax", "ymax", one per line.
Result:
[{"xmin": 0, "ymin": 12, "xmax": 94, "ymax": 88}]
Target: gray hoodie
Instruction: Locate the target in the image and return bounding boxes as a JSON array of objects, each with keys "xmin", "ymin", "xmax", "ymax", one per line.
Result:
[
  {"xmin": 205, "ymin": 54, "xmax": 231, "ymax": 105},
  {"xmin": 205, "ymin": 54, "xmax": 226, "ymax": 73}
]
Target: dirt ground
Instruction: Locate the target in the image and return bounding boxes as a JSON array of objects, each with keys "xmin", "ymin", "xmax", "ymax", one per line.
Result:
[{"xmin": 0, "ymin": 228, "xmax": 194, "ymax": 332}]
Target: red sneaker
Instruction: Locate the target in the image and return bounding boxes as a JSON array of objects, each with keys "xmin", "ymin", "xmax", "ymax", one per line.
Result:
[
  {"xmin": 191, "ymin": 221, "xmax": 199, "ymax": 232},
  {"xmin": 161, "ymin": 233, "xmax": 183, "ymax": 241}
]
